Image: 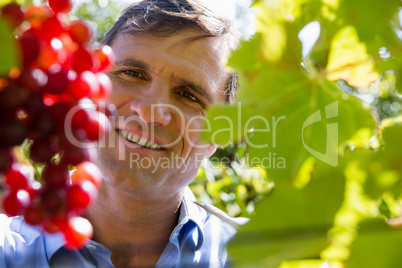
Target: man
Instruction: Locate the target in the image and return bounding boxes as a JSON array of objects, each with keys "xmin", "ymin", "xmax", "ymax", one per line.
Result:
[{"xmin": 0, "ymin": 0, "xmax": 245, "ymax": 267}]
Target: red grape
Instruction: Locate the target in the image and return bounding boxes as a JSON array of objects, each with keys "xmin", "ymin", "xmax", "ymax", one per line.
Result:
[
  {"xmin": 28, "ymin": 112, "xmax": 56, "ymax": 141},
  {"xmin": 25, "ymin": 181, "xmax": 42, "ymax": 201},
  {"xmin": 63, "ymin": 216, "xmax": 93, "ymax": 249},
  {"xmin": 68, "ymin": 71, "xmax": 99, "ymax": 100},
  {"xmin": 48, "ymin": 0, "xmax": 72, "ymax": 14},
  {"xmin": 39, "ymin": 14, "xmax": 65, "ymax": 42},
  {"xmin": 40, "ymin": 188, "xmax": 65, "ymax": 216},
  {"xmin": 71, "ymin": 106, "xmax": 91, "ymax": 129},
  {"xmin": 36, "ymin": 42, "xmax": 67, "ymax": 70},
  {"xmin": 3, "ymin": 190, "xmax": 31, "ymax": 216},
  {"xmin": 69, "ymin": 20, "xmax": 92, "ymax": 44},
  {"xmin": 30, "ymin": 139, "xmax": 60, "ymax": 163},
  {"xmin": 47, "ymin": 101, "xmax": 71, "ymax": 132},
  {"xmin": 24, "ymin": 205, "xmax": 45, "ymax": 225},
  {"xmin": 70, "ymin": 46, "xmax": 99, "ymax": 73},
  {"xmin": 1, "ymin": 3, "xmax": 24, "ymax": 27},
  {"xmin": 17, "ymin": 68, "xmax": 48, "ymax": 93},
  {"xmin": 94, "ymin": 45, "xmax": 114, "ymax": 72},
  {"xmin": 66, "ymin": 181, "xmax": 97, "ymax": 215},
  {"xmin": 82, "ymin": 111, "xmax": 110, "ymax": 141},
  {"xmin": 4, "ymin": 164, "xmax": 30, "ymax": 191},
  {"xmin": 24, "ymin": 5, "xmax": 52, "ymax": 29},
  {"xmin": 95, "ymin": 73, "xmax": 112, "ymax": 101},
  {"xmin": 19, "ymin": 30, "xmax": 41, "ymax": 67},
  {"xmin": 43, "ymin": 66, "xmax": 69, "ymax": 94},
  {"xmin": 42, "ymin": 93, "xmax": 61, "ymax": 106},
  {"xmin": 42, "ymin": 163, "xmax": 69, "ymax": 188},
  {"xmin": 71, "ymin": 162, "xmax": 102, "ymax": 189}
]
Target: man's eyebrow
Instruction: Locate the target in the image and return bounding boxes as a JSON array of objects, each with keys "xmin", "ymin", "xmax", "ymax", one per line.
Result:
[
  {"xmin": 114, "ymin": 58, "xmax": 151, "ymax": 71},
  {"xmin": 178, "ymin": 79, "xmax": 213, "ymax": 104}
]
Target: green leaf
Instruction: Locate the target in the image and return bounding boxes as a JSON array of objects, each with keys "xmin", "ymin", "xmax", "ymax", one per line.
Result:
[
  {"xmin": 379, "ymin": 115, "xmax": 402, "ymax": 150},
  {"xmin": 227, "ymin": 35, "xmax": 262, "ymax": 73},
  {"xmin": 336, "ymin": 0, "xmax": 401, "ymax": 55},
  {"xmin": 0, "ymin": 19, "xmax": 19, "ymax": 76},
  {"xmin": 347, "ymin": 219, "xmax": 402, "ymax": 268},
  {"xmin": 0, "ymin": 0, "xmax": 26, "ymax": 6},
  {"xmin": 326, "ymin": 25, "xmax": 379, "ymax": 89},
  {"xmin": 255, "ymin": 11, "xmax": 287, "ymax": 63},
  {"xmin": 279, "ymin": 260, "xmax": 342, "ymax": 268},
  {"xmin": 376, "ymin": 56, "xmax": 402, "ymax": 95},
  {"xmin": 0, "ymin": 0, "xmax": 11, "ymax": 5},
  {"xmin": 242, "ymin": 1, "xmax": 307, "ymax": 68},
  {"xmin": 228, "ymin": 161, "xmax": 345, "ymax": 267},
  {"xmin": 202, "ymin": 103, "xmax": 255, "ymax": 147},
  {"xmin": 320, "ymin": 155, "xmax": 378, "ymax": 262},
  {"xmin": 362, "ymin": 116, "xmax": 402, "ymax": 199}
]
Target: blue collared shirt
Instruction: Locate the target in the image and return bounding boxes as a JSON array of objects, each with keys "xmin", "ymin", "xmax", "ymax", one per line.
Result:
[{"xmin": 0, "ymin": 188, "xmax": 247, "ymax": 267}]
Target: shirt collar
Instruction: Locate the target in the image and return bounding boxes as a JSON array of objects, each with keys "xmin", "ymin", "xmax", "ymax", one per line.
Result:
[
  {"xmin": 177, "ymin": 187, "xmax": 206, "ymax": 251},
  {"xmin": 8, "ymin": 216, "xmax": 66, "ymax": 263}
]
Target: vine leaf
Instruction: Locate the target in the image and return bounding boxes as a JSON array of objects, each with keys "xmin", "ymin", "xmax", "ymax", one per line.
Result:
[
  {"xmin": 326, "ymin": 26, "xmax": 379, "ymax": 89},
  {"xmin": 362, "ymin": 116, "xmax": 402, "ymax": 199},
  {"xmin": 228, "ymin": 161, "xmax": 345, "ymax": 267},
  {"xmin": 347, "ymin": 219, "xmax": 402, "ymax": 268},
  {"xmin": 337, "ymin": 0, "xmax": 401, "ymax": 55},
  {"xmin": 0, "ymin": 19, "xmax": 19, "ymax": 76},
  {"xmin": 0, "ymin": 0, "xmax": 26, "ymax": 5}
]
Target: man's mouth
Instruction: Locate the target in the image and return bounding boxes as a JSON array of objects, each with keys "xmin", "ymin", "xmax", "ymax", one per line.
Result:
[{"xmin": 118, "ymin": 129, "xmax": 165, "ymax": 150}]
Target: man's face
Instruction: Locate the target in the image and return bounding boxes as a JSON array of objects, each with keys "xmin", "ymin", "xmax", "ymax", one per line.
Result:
[{"xmin": 96, "ymin": 29, "xmax": 230, "ymax": 200}]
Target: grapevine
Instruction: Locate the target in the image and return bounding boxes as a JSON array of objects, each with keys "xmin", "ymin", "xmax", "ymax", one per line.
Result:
[{"xmin": 0, "ymin": 0, "xmax": 114, "ymax": 249}]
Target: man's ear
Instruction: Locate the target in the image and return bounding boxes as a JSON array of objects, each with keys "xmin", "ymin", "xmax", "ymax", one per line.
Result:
[{"xmin": 205, "ymin": 144, "xmax": 217, "ymax": 158}]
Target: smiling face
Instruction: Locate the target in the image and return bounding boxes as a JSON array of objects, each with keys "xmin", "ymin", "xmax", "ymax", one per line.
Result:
[{"xmin": 96, "ymin": 29, "xmax": 230, "ymax": 200}]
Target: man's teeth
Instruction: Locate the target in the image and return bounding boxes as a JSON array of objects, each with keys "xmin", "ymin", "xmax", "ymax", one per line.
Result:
[
  {"xmin": 138, "ymin": 137, "xmax": 147, "ymax": 147},
  {"xmin": 120, "ymin": 130, "xmax": 163, "ymax": 149}
]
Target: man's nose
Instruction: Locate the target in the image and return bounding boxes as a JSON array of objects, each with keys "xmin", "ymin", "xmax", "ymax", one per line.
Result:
[{"xmin": 129, "ymin": 89, "xmax": 172, "ymax": 126}]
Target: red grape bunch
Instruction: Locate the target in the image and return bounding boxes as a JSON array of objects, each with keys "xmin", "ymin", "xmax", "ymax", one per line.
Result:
[{"xmin": 0, "ymin": 0, "xmax": 115, "ymax": 249}]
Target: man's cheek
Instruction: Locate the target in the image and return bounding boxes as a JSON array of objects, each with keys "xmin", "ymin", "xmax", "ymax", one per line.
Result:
[
  {"xmin": 106, "ymin": 81, "xmax": 128, "ymax": 105},
  {"xmin": 183, "ymin": 115, "xmax": 209, "ymax": 149}
]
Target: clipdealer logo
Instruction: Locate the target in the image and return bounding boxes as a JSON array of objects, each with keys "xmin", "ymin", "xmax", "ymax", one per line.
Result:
[{"xmin": 302, "ymin": 101, "xmax": 338, "ymax": 167}]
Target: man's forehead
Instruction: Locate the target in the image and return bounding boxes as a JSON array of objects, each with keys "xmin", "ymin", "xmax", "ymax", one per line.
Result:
[{"xmin": 114, "ymin": 30, "xmax": 230, "ymax": 66}]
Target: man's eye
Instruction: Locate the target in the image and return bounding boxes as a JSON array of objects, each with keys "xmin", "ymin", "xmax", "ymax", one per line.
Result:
[
  {"xmin": 123, "ymin": 70, "xmax": 144, "ymax": 79},
  {"xmin": 178, "ymin": 90, "xmax": 199, "ymax": 102}
]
